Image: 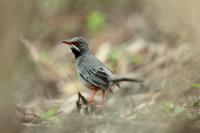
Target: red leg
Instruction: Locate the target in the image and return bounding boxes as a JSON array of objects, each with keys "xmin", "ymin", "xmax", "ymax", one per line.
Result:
[
  {"xmin": 95, "ymin": 90, "xmax": 106, "ymax": 108},
  {"xmin": 88, "ymin": 89, "xmax": 98, "ymax": 103}
]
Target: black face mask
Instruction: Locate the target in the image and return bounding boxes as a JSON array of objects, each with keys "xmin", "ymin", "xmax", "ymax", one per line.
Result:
[{"xmin": 71, "ymin": 46, "xmax": 81, "ymax": 59}]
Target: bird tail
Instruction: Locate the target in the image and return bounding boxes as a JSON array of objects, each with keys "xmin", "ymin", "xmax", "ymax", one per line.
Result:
[{"xmin": 111, "ymin": 75, "xmax": 143, "ymax": 83}]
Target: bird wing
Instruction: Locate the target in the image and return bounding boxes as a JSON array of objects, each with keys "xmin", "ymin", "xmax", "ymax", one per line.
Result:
[{"xmin": 78, "ymin": 66, "xmax": 110, "ymax": 90}]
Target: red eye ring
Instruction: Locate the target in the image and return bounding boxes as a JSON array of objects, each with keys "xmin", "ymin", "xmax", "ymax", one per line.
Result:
[{"xmin": 74, "ymin": 42, "xmax": 79, "ymax": 46}]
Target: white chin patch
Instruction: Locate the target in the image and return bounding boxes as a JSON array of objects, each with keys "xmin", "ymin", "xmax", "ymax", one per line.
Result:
[{"xmin": 71, "ymin": 45, "xmax": 81, "ymax": 52}]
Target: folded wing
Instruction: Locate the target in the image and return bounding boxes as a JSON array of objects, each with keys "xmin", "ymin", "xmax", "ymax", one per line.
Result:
[{"xmin": 79, "ymin": 66, "xmax": 109, "ymax": 90}]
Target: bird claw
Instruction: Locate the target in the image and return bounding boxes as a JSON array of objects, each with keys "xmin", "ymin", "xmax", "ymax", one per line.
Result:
[
  {"xmin": 88, "ymin": 101, "xmax": 105, "ymax": 108},
  {"xmin": 76, "ymin": 91, "xmax": 106, "ymax": 115},
  {"xmin": 95, "ymin": 104, "xmax": 105, "ymax": 108}
]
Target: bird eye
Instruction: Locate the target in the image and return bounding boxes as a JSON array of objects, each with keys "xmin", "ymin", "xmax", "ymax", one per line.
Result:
[{"xmin": 74, "ymin": 42, "xmax": 79, "ymax": 46}]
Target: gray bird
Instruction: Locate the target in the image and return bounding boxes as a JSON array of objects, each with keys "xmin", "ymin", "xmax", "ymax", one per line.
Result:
[{"xmin": 62, "ymin": 37, "xmax": 142, "ymax": 106}]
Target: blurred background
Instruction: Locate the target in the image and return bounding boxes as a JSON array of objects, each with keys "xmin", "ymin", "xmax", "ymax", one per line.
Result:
[{"xmin": 0, "ymin": 0, "xmax": 199, "ymax": 133}]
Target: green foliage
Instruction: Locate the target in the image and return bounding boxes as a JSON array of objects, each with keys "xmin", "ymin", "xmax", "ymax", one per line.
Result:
[
  {"xmin": 87, "ymin": 11, "xmax": 106, "ymax": 33},
  {"xmin": 159, "ymin": 101, "xmax": 174, "ymax": 113},
  {"xmin": 191, "ymin": 83, "xmax": 200, "ymax": 88},
  {"xmin": 130, "ymin": 55, "xmax": 143, "ymax": 64},
  {"xmin": 39, "ymin": 106, "xmax": 60, "ymax": 120},
  {"xmin": 173, "ymin": 106, "xmax": 186, "ymax": 117},
  {"xmin": 107, "ymin": 50, "xmax": 120, "ymax": 66},
  {"xmin": 41, "ymin": 51, "xmax": 50, "ymax": 61},
  {"xmin": 159, "ymin": 101, "xmax": 188, "ymax": 118}
]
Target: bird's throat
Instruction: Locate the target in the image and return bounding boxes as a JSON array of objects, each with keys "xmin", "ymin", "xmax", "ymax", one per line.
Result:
[{"xmin": 71, "ymin": 47, "xmax": 81, "ymax": 59}]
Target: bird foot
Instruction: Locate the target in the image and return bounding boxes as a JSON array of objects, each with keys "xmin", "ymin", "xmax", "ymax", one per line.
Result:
[
  {"xmin": 95, "ymin": 104, "xmax": 105, "ymax": 108},
  {"xmin": 88, "ymin": 101, "xmax": 105, "ymax": 108},
  {"xmin": 88, "ymin": 100, "xmax": 95, "ymax": 105}
]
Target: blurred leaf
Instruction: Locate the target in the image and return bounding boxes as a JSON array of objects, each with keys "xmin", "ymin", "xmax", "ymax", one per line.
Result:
[
  {"xmin": 108, "ymin": 50, "xmax": 120, "ymax": 65},
  {"xmin": 191, "ymin": 83, "xmax": 200, "ymax": 88},
  {"xmin": 160, "ymin": 101, "xmax": 190, "ymax": 118},
  {"xmin": 130, "ymin": 55, "xmax": 143, "ymax": 64},
  {"xmin": 41, "ymin": 51, "xmax": 50, "ymax": 61},
  {"xmin": 87, "ymin": 11, "xmax": 106, "ymax": 32},
  {"xmin": 159, "ymin": 101, "xmax": 174, "ymax": 113},
  {"xmin": 39, "ymin": 106, "xmax": 60, "ymax": 120},
  {"xmin": 173, "ymin": 106, "xmax": 186, "ymax": 116}
]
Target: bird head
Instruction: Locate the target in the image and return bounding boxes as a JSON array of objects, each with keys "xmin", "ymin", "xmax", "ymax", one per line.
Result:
[{"xmin": 62, "ymin": 37, "xmax": 89, "ymax": 55}]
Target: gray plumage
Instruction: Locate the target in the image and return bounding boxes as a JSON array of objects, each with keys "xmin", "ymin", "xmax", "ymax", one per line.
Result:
[{"xmin": 63, "ymin": 37, "xmax": 142, "ymax": 92}]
